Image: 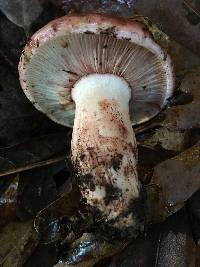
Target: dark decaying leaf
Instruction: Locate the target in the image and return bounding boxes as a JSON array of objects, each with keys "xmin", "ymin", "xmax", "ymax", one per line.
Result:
[
  {"xmin": 155, "ymin": 230, "xmax": 196, "ymax": 267},
  {"xmin": 24, "ymin": 243, "xmax": 58, "ymax": 267},
  {"xmin": 108, "ymin": 209, "xmax": 197, "ymax": 267},
  {"xmin": 137, "ymin": 145, "xmax": 174, "ymax": 184},
  {"xmin": 0, "ymin": 131, "xmax": 70, "ymax": 177},
  {"xmin": 0, "ymin": 54, "xmax": 68, "ymax": 148},
  {"xmin": 0, "ymin": 12, "xmax": 25, "ymax": 73},
  {"xmin": 0, "ymin": 155, "xmax": 66, "ymax": 178},
  {"xmin": 0, "ymin": 221, "xmax": 38, "ymax": 267},
  {"xmin": 0, "ymin": 0, "xmax": 43, "ymax": 29},
  {"xmin": 149, "ymin": 141, "xmax": 200, "ymax": 221},
  {"xmin": 16, "ymin": 161, "xmax": 69, "ymax": 220}
]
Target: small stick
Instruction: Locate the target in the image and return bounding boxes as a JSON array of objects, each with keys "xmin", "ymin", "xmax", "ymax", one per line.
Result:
[{"xmin": 0, "ymin": 155, "xmax": 66, "ymax": 177}]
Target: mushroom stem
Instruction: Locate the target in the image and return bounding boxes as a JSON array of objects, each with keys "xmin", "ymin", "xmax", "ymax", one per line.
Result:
[{"xmin": 71, "ymin": 74, "xmax": 140, "ymax": 229}]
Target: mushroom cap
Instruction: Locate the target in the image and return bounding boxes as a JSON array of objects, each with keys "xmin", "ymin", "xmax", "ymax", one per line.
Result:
[{"xmin": 19, "ymin": 13, "xmax": 174, "ymax": 127}]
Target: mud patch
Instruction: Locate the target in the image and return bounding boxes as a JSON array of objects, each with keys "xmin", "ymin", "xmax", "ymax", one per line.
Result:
[
  {"xmin": 104, "ymin": 184, "xmax": 122, "ymax": 205},
  {"xmin": 78, "ymin": 174, "xmax": 96, "ymax": 192},
  {"xmin": 111, "ymin": 153, "xmax": 123, "ymax": 171}
]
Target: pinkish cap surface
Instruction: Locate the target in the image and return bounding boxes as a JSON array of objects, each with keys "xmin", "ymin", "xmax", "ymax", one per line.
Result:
[{"xmin": 19, "ymin": 13, "xmax": 174, "ymax": 127}]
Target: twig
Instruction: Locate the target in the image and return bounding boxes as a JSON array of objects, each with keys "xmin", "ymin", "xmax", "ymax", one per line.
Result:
[{"xmin": 0, "ymin": 155, "xmax": 66, "ymax": 177}]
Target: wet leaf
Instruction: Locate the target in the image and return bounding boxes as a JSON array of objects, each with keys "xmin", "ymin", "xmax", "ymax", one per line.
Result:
[
  {"xmin": 0, "ymin": 0, "xmax": 43, "ymax": 29},
  {"xmin": 34, "ymin": 186, "xmax": 81, "ymax": 244},
  {"xmin": 56, "ymin": 233, "xmax": 123, "ymax": 267}
]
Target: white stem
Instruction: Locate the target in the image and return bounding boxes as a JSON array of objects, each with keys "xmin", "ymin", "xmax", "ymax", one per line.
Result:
[{"xmin": 71, "ymin": 74, "xmax": 140, "ymax": 229}]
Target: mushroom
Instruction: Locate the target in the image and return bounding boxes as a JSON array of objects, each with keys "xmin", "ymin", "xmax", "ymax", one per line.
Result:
[{"xmin": 19, "ymin": 14, "xmax": 174, "ymax": 238}]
